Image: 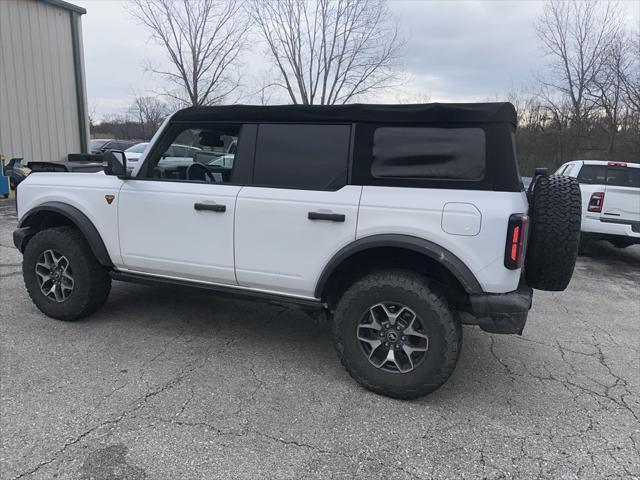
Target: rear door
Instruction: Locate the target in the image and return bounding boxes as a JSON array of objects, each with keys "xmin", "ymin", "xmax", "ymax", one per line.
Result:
[
  {"xmin": 234, "ymin": 123, "xmax": 360, "ymax": 299},
  {"xmin": 603, "ymin": 164, "xmax": 640, "ymax": 223}
]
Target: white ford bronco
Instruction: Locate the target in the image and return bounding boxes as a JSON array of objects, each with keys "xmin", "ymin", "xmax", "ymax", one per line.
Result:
[{"xmin": 13, "ymin": 103, "xmax": 582, "ymax": 398}]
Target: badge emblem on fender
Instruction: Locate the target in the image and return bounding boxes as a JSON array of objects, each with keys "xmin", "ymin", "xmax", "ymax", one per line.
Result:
[{"xmin": 105, "ymin": 195, "xmax": 115, "ymax": 205}]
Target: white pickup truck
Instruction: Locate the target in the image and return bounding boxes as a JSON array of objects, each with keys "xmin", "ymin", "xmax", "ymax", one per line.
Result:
[{"xmin": 555, "ymin": 160, "xmax": 640, "ymax": 250}]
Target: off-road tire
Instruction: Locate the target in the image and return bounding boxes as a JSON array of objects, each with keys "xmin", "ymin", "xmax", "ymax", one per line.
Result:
[
  {"xmin": 525, "ymin": 175, "xmax": 581, "ymax": 291},
  {"xmin": 23, "ymin": 227, "xmax": 111, "ymax": 321},
  {"xmin": 332, "ymin": 270, "xmax": 462, "ymax": 399}
]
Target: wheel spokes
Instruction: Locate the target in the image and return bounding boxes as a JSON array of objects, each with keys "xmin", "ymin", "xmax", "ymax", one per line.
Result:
[
  {"xmin": 35, "ymin": 250, "xmax": 74, "ymax": 303},
  {"xmin": 404, "ymin": 317, "xmax": 428, "ymax": 342},
  {"xmin": 357, "ymin": 302, "xmax": 429, "ymax": 374}
]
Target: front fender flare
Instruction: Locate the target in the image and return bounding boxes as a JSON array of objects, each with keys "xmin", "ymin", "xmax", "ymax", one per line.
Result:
[
  {"xmin": 17, "ymin": 201, "xmax": 113, "ymax": 267},
  {"xmin": 314, "ymin": 234, "xmax": 483, "ymax": 298}
]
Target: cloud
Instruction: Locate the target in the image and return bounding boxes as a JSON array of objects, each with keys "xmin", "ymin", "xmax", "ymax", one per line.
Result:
[{"xmin": 75, "ymin": 0, "xmax": 640, "ymax": 115}]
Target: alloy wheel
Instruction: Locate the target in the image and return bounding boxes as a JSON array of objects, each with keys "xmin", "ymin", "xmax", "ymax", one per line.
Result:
[
  {"xmin": 356, "ymin": 302, "xmax": 429, "ymax": 374},
  {"xmin": 35, "ymin": 249, "xmax": 74, "ymax": 302}
]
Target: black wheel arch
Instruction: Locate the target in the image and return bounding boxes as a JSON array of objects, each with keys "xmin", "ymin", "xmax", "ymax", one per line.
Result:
[
  {"xmin": 315, "ymin": 234, "xmax": 483, "ymax": 303},
  {"xmin": 16, "ymin": 202, "xmax": 113, "ymax": 268}
]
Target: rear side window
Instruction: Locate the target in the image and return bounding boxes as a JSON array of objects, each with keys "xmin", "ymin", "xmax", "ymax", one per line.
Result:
[
  {"xmin": 577, "ymin": 165, "xmax": 640, "ymax": 187},
  {"xmin": 253, "ymin": 124, "xmax": 351, "ymax": 190},
  {"xmin": 371, "ymin": 127, "xmax": 485, "ymax": 180},
  {"xmin": 606, "ymin": 167, "xmax": 640, "ymax": 188},
  {"xmin": 577, "ymin": 165, "xmax": 607, "ymax": 184}
]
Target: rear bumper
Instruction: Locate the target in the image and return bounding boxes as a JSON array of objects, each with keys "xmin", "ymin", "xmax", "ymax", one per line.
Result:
[
  {"xmin": 470, "ymin": 281, "xmax": 533, "ymax": 335},
  {"xmin": 582, "ymin": 216, "xmax": 640, "ymax": 238}
]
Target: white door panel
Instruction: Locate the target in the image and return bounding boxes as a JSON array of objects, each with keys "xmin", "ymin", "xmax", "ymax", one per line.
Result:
[
  {"xmin": 118, "ymin": 180, "xmax": 240, "ymax": 283},
  {"xmin": 357, "ymin": 187, "xmax": 528, "ymax": 293},
  {"xmin": 235, "ymin": 186, "xmax": 362, "ymax": 297},
  {"xmin": 17, "ymin": 173, "xmax": 124, "ymax": 265},
  {"xmin": 602, "ymin": 185, "xmax": 640, "ymax": 223}
]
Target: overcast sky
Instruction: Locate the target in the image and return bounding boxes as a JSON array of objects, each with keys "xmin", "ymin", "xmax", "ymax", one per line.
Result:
[{"xmin": 74, "ymin": 0, "xmax": 640, "ymax": 119}]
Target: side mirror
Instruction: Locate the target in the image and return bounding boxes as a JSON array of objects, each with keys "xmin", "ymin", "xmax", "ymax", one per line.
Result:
[{"xmin": 103, "ymin": 151, "xmax": 127, "ymax": 177}]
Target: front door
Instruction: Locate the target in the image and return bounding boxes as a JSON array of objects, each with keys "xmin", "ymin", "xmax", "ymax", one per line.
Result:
[
  {"xmin": 118, "ymin": 180, "xmax": 240, "ymax": 284},
  {"xmin": 118, "ymin": 123, "xmax": 251, "ymax": 285}
]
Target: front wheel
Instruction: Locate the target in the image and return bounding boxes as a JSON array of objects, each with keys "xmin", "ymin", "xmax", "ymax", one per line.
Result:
[
  {"xmin": 23, "ymin": 227, "xmax": 112, "ymax": 321},
  {"xmin": 332, "ymin": 270, "xmax": 462, "ymax": 399}
]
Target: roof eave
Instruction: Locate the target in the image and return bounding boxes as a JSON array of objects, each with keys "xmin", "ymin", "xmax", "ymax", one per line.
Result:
[{"xmin": 38, "ymin": 0, "xmax": 86, "ymax": 15}]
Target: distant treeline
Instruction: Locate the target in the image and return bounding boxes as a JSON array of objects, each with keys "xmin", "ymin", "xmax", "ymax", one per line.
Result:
[{"xmin": 513, "ymin": 102, "xmax": 639, "ymax": 175}]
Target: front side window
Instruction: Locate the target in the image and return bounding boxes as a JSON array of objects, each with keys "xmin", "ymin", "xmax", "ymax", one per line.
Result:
[
  {"xmin": 138, "ymin": 125, "xmax": 240, "ymax": 183},
  {"xmin": 252, "ymin": 124, "xmax": 351, "ymax": 190},
  {"xmin": 371, "ymin": 127, "xmax": 486, "ymax": 180}
]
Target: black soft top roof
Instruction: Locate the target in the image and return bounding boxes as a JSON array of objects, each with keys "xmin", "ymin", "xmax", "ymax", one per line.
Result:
[{"xmin": 171, "ymin": 102, "xmax": 517, "ymax": 126}]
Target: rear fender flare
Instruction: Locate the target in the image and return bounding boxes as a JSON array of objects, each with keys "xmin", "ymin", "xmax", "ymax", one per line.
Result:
[{"xmin": 314, "ymin": 234, "xmax": 483, "ymax": 299}]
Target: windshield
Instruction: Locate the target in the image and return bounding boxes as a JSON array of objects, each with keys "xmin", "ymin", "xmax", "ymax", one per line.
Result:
[
  {"xmin": 125, "ymin": 143, "xmax": 149, "ymax": 153},
  {"xmin": 89, "ymin": 139, "xmax": 109, "ymax": 149}
]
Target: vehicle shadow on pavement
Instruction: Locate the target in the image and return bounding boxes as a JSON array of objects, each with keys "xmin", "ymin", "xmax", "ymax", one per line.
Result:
[
  {"xmin": 94, "ymin": 282, "xmax": 528, "ymax": 404},
  {"xmin": 576, "ymin": 242, "xmax": 640, "ymax": 280}
]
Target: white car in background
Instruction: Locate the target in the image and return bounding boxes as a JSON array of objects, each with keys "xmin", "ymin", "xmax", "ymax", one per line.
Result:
[
  {"xmin": 124, "ymin": 143, "xmax": 149, "ymax": 173},
  {"xmin": 555, "ymin": 160, "xmax": 640, "ymax": 250}
]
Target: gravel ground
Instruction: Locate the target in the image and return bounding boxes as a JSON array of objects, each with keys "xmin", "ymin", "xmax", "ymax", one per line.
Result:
[{"xmin": 1, "ymin": 198, "xmax": 639, "ymax": 479}]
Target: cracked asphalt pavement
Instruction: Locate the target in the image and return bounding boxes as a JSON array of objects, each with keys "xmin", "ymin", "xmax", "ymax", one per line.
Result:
[{"xmin": 1, "ymin": 198, "xmax": 639, "ymax": 479}]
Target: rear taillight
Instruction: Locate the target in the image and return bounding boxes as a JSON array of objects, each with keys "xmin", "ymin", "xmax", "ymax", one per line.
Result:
[
  {"xmin": 588, "ymin": 192, "xmax": 605, "ymax": 213},
  {"xmin": 504, "ymin": 214, "xmax": 529, "ymax": 270},
  {"xmin": 608, "ymin": 162, "xmax": 627, "ymax": 167}
]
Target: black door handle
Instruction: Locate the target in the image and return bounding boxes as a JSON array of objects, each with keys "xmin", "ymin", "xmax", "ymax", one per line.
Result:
[
  {"xmin": 194, "ymin": 202, "xmax": 226, "ymax": 212},
  {"xmin": 308, "ymin": 211, "xmax": 345, "ymax": 222}
]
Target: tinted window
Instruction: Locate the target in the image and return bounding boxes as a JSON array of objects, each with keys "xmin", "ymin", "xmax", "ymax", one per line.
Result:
[
  {"xmin": 607, "ymin": 167, "xmax": 640, "ymax": 188},
  {"xmin": 577, "ymin": 165, "xmax": 607, "ymax": 184},
  {"xmin": 371, "ymin": 127, "xmax": 485, "ymax": 180},
  {"xmin": 253, "ymin": 124, "xmax": 351, "ymax": 190}
]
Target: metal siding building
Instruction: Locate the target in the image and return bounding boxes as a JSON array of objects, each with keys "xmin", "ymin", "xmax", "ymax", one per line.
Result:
[{"xmin": 0, "ymin": 0, "xmax": 88, "ymax": 162}]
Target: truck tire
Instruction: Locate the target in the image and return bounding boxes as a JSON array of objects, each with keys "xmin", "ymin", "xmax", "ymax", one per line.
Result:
[
  {"xmin": 23, "ymin": 227, "xmax": 111, "ymax": 321},
  {"xmin": 525, "ymin": 175, "xmax": 581, "ymax": 291},
  {"xmin": 332, "ymin": 270, "xmax": 462, "ymax": 399}
]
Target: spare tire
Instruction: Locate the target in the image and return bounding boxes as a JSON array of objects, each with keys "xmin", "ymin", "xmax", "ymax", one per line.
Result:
[{"xmin": 525, "ymin": 174, "xmax": 581, "ymax": 291}]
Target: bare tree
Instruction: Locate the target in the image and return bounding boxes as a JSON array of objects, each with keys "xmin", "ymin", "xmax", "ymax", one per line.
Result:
[
  {"xmin": 588, "ymin": 31, "xmax": 636, "ymax": 155},
  {"xmin": 129, "ymin": 96, "xmax": 170, "ymax": 140},
  {"xmin": 535, "ymin": 0, "xmax": 622, "ymax": 136},
  {"xmin": 130, "ymin": 0, "xmax": 250, "ymax": 106},
  {"xmin": 250, "ymin": 0, "xmax": 402, "ymax": 105},
  {"xmin": 620, "ymin": 32, "xmax": 640, "ymax": 113},
  {"xmin": 87, "ymin": 102, "xmax": 97, "ymax": 131}
]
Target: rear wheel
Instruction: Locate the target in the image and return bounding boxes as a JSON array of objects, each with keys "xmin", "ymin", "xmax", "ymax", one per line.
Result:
[
  {"xmin": 23, "ymin": 227, "xmax": 111, "ymax": 321},
  {"xmin": 332, "ymin": 270, "xmax": 462, "ymax": 399}
]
